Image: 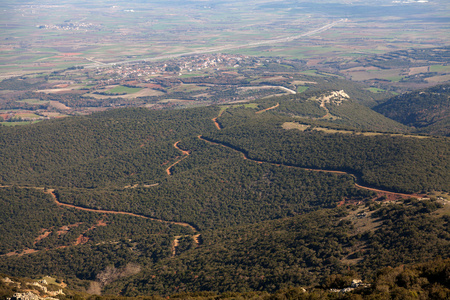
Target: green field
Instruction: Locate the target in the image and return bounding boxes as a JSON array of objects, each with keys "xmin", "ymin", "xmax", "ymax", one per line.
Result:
[
  {"xmin": 297, "ymin": 86, "xmax": 309, "ymax": 93},
  {"xmin": 1, "ymin": 120, "xmax": 42, "ymax": 126},
  {"xmin": 179, "ymin": 73, "xmax": 207, "ymax": 78},
  {"xmin": 366, "ymin": 87, "xmax": 386, "ymax": 93},
  {"xmin": 430, "ymin": 65, "xmax": 450, "ymax": 72},
  {"xmin": 300, "ymin": 70, "xmax": 326, "ymax": 77},
  {"xmin": 385, "ymin": 76, "xmax": 404, "ymax": 82},
  {"xmin": 105, "ymin": 86, "xmax": 142, "ymax": 94},
  {"xmin": 15, "ymin": 113, "xmax": 42, "ymax": 118}
]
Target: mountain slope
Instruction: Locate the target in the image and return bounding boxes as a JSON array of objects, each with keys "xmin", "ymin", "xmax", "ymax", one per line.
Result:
[
  {"xmin": 374, "ymin": 84, "xmax": 450, "ymax": 136},
  {"xmin": 0, "ymin": 102, "xmax": 448, "ymax": 298},
  {"xmin": 259, "ymin": 90, "xmax": 409, "ymax": 132}
]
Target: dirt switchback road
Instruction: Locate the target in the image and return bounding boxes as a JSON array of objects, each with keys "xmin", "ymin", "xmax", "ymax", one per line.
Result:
[{"xmin": 166, "ymin": 141, "xmax": 191, "ymax": 175}]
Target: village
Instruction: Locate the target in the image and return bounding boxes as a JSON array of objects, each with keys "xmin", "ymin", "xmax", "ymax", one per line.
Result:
[
  {"xmin": 0, "ymin": 53, "xmax": 292, "ymax": 126},
  {"xmin": 93, "ymin": 53, "xmax": 262, "ymax": 83}
]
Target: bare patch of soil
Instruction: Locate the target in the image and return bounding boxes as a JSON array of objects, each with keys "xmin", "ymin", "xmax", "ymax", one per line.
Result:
[
  {"xmin": 34, "ymin": 230, "xmax": 52, "ymax": 244},
  {"xmin": 49, "ymin": 101, "xmax": 70, "ymax": 110}
]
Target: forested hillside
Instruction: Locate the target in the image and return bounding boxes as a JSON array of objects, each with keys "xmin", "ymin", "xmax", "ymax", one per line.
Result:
[
  {"xmin": 2, "ymin": 257, "xmax": 450, "ymax": 300},
  {"xmin": 1, "ymin": 196, "xmax": 448, "ymax": 297},
  {"xmin": 256, "ymin": 90, "xmax": 409, "ymax": 132},
  {"xmin": 205, "ymin": 110, "xmax": 450, "ymax": 193},
  {"xmin": 374, "ymin": 83, "xmax": 450, "ymax": 136},
  {"xmin": 0, "ymin": 99, "xmax": 449, "ymax": 298},
  {"xmin": 0, "ymin": 107, "xmax": 217, "ymax": 186}
]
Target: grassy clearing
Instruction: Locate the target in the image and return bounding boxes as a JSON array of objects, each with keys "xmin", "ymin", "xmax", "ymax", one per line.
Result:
[
  {"xmin": 1, "ymin": 120, "xmax": 42, "ymax": 126},
  {"xmin": 169, "ymin": 84, "xmax": 208, "ymax": 93},
  {"xmin": 16, "ymin": 113, "xmax": 42, "ymax": 118},
  {"xmin": 349, "ymin": 69, "xmax": 404, "ymax": 82},
  {"xmin": 426, "ymin": 74, "xmax": 450, "ymax": 83},
  {"xmin": 429, "ymin": 65, "xmax": 450, "ymax": 72},
  {"xmin": 219, "ymin": 103, "xmax": 259, "ymax": 114},
  {"xmin": 429, "ymin": 191, "xmax": 450, "ymax": 201},
  {"xmin": 313, "ymin": 127, "xmax": 429, "ymax": 139},
  {"xmin": 297, "ymin": 86, "xmax": 309, "ymax": 93},
  {"xmin": 366, "ymin": 87, "xmax": 386, "ymax": 93},
  {"xmin": 300, "ymin": 70, "xmax": 326, "ymax": 77},
  {"xmin": 243, "ymin": 103, "xmax": 259, "ymax": 109},
  {"xmin": 105, "ymin": 86, "xmax": 142, "ymax": 94},
  {"xmin": 385, "ymin": 76, "xmax": 404, "ymax": 82},
  {"xmin": 18, "ymin": 99, "xmax": 49, "ymax": 104},
  {"xmin": 342, "ymin": 206, "xmax": 383, "ymax": 244},
  {"xmin": 179, "ymin": 73, "xmax": 207, "ymax": 78},
  {"xmin": 282, "ymin": 122, "xmax": 310, "ymax": 131},
  {"xmin": 314, "ymin": 127, "xmax": 355, "ymax": 135}
]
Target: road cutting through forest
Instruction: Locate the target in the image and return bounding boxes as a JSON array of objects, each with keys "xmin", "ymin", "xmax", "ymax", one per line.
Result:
[
  {"xmin": 0, "ymin": 184, "xmax": 200, "ymax": 257},
  {"xmin": 212, "ymin": 108, "xmax": 226, "ymax": 130},
  {"xmin": 166, "ymin": 141, "xmax": 191, "ymax": 175},
  {"xmin": 197, "ymin": 136, "xmax": 425, "ymax": 201},
  {"xmin": 212, "ymin": 103, "xmax": 280, "ymax": 130},
  {"xmin": 255, "ymin": 103, "xmax": 280, "ymax": 114},
  {"xmin": 44, "ymin": 188, "xmax": 198, "ymax": 232},
  {"xmin": 0, "ymin": 124, "xmax": 424, "ymax": 257},
  {"xmin": 206, "ymin": 109, "xmax": 422, "ymax": 200}
]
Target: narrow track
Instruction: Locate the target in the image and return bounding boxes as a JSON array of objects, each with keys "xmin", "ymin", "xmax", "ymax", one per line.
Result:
[
  {"xmin": 0, "ymin": 185, "xmax": 200, "ymax": 257},
  {"xmin": 166, "ymin": 141, "xmax": 191, "ymax": 175},
  {"xmin": 47, "ymin": 189, "xmax": 199, "ymax": 232},
  {"xmin": 197, "ymin": 136, "xmax": 424, "ymax": 200},
  {"xmin": 212, "ymin": 117, "xmax": 222, "ymax": 130},
  {"xmin": 255, "ymin": 103, "xmax": 280, "ymax": 114}
]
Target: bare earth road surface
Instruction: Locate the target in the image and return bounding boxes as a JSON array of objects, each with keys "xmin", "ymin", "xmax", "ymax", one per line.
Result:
[
  {"xmin": 0, "ymin": 185, "xmax": 200, "ymax": 256},
  {"xmin": 197, "ymin": 136, "xmax": 425, "ymax": 201}
]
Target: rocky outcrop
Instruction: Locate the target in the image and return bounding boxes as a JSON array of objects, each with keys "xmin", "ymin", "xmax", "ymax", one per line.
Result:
[
  {"xmin": 2, "ymin": 276, "xmax": 65, "ymax": 300},
  {"xmin": 7, "ymin": 292, "xmax": 59, "ymax": 300}
]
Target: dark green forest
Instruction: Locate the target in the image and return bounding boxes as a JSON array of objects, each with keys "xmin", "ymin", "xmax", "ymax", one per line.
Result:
[
  {"xmin": 0, "ymin": 197, "xmax": 448, "ymax": 298},
  {"xmin": 0, "ymin": 92, "xmax": 449, "ymax": 298},
  {"xmin": 204, "ymin": 111, "xmax": 449, "ymax": 193},
  {"xmin": 374, "ymin": 83, "xmax": 450, "ymax": 136}
]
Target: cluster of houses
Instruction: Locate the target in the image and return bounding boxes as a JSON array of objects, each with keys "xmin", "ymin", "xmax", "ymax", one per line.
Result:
[
  {"xmin": 93, "ymin": 54, "xmax": 253, "ymax": 82},
  {"xmin": 37, "ymin": 22, "xmax": 99, "ymax": 31}
]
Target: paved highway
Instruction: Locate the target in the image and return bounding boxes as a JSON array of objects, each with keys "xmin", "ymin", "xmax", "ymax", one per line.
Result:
[{"xmin": 84, "ymin": 19, "xmax": 346, "ymax": 68}]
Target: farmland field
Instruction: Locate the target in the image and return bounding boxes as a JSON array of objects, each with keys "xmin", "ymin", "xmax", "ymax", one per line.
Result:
[
  {"xmin": 104, "ymin": 86, "xmax": 142, "ymax": 94},
  {"xmin": 0, "ymin": 0, "xmax": 449, "ymax": 79}
]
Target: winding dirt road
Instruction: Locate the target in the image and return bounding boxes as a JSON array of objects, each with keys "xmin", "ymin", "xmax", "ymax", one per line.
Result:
[
  {"xmin": 212, "ymin": 117, "xmax": 222, "ymax": 130},
  {"xmin": 255, "ymin": 103, "xmax": 280, "ymax": 114},
  {"xmin": 0, "ymin": 185, "xmax": 200, "ymax": 256},
  {"xmin": 0, "ymin": 185, "xmax": 198, "ymax": 232},
  {"xmin": 166, "ymin": 141, "xmax": 191, "ymax": 175},
  {"xmin": 197, "ymin": 136, "xmax": 424, "ymax": 200},
  {"xmin": 212, "ymin": 108, "xmax": 226, "ymax": 130},
  {"xmin": 47, "ymin": 189, "xmax": 198, "ymax": 232}
]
